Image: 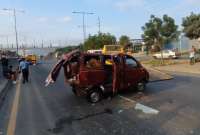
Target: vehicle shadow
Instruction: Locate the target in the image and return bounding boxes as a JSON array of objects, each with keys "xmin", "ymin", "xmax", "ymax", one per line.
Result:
[{"xmin": 117, "ymin": 74, "xmax": 193, "ymax": 101}]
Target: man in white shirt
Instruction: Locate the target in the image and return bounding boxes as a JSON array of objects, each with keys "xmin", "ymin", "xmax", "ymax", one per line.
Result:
[{"xmin": 19, "ymin": 58, "xmax": 30, "ymax": 83}]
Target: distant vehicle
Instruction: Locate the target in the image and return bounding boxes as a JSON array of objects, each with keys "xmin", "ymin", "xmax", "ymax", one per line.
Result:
[
  {"xmin": 25, "ymin": 54, "xmax": 37, "ymax": 65},
  {"xmin": 87, "ymin": 49, "xmax": 102, "ymax": 54},
  {"xmin": 153, "ymin": 50, "xmax": 179, "ymax": 59},
  {"xmin": 102, "ymin": 45, "xmax": 124, "ymax": 54},
  {"xmin": 46, "ymin": 50, "xmax": 149, "ymax": 103}
]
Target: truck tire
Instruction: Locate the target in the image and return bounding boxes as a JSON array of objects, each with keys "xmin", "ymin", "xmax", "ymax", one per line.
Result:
[{"xmin": 87, "ymin": 88, "xmax": 102, "ymax": 103}]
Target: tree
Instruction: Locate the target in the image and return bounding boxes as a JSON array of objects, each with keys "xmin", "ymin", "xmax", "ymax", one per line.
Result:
[
  {"xmin": 142, "ymin": 15, "xmax": 179, "ymax": 63},
  {"xmin": 83, "ymin": 33, "xmax": 116, "ymax": 50},
  {"xmin": 119, "ymin": 35, "xmax": 130, "ymax": 46},
  {"xmin": 182, "ymin": 13, "xmax": 200, "ymax": 40}
]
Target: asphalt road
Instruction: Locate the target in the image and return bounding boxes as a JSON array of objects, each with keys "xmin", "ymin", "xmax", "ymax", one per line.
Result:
[{"xmin": 0, "ymin": 60, "xmax": 200, "ymax": 135}]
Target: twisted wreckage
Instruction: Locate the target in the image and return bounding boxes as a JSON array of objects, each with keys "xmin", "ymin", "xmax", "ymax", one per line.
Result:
[{"xmin": 46, "ymin": 50, "xmax": 149, "ymax": 103}]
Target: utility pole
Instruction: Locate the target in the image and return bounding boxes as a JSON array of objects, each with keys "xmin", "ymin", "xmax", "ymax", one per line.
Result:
[
  {"xmin": 6, "ymin": 36, "xmax": 9, "ymax": 48},
  {"xmin": 33, "ymin": 39, "xmax": 36, "ymax": 48},
  {"xmin": 41, "ymin": 40, "xmax": 44, "ymax": 48},
  {"xmin": 98, "ymin": 16, "xmax": 101, "ymax": 34},
  {"xmin": 72, "ymin": 11, "xmax": 94, "ymax": 43},
  {"xmin": 13, "ymin": 9, "xmax": 19, "ymax": 54},
  {"xmin": 1, "ymin": 8, "xmax": 25, "ymax": 55}
]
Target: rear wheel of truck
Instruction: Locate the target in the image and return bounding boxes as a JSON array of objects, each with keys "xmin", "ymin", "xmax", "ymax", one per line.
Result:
[{"xmin": 87, "ymin": 88, "xmax": 102, "ymax": 103}]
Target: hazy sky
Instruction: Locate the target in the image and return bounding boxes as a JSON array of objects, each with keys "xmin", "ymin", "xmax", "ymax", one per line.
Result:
[{"xmin": 0, "ymin": 0, "xmax": 200, "ymax": 47}]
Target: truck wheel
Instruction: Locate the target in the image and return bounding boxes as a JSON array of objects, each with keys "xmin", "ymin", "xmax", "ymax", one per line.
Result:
[
  {"xmin": 87, "ymin": 89, "xmax": 102, "ymax": 103},
  {"xmin": 137, "ymin": 81, "xmax": 146, "ymax": 91}
]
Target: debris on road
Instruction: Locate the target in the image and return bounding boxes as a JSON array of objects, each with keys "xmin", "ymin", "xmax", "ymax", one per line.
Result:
[
  {"xmin": 135, "ymin": 103, "xmax": 159, "ymax": 115},
  {"xmin": 118, "ymin": 109, "xmax": 124, "ymax": 114}
]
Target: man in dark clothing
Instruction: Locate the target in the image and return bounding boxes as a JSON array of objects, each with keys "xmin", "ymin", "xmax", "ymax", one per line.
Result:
[
  {"xmin": 1, "ymin": 55, "xmax": 9, "ymax": 77},
  {"xmin": 19, "ymin": 58, "xmax": 30, "ymax": 83}
]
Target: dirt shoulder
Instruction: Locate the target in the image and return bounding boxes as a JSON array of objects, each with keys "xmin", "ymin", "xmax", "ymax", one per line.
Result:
[{"xmin": 153, "ymin": 63, "xmax": 200, "ymax": 75}]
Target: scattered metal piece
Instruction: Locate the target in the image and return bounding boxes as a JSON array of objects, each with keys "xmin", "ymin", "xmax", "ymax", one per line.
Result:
[
  {"xmin": 190, "ymin": 130, "xmax": 194, "ymax": 134},
  {"xmin": 135, "ymin": 103, "xmax": 159, "ymax": 115},
  {"xmin": 118, "ymin": 109, "xmax": 123, "ymax": 114}
]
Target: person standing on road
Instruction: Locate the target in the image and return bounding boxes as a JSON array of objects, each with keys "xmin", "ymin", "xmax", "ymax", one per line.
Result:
[
  {"xmin": 189, "ymin": 46, "xmax": 196, "ymax": 65},
  {"xmin": 7, "ymin": 65, "xmax": 17, "ymax": 84},
  {"xmin": 19, "ymin": 58, "xmax": 30, "ymax": 83},
  {"xmin": 1, "ymin": 55, "xmax": 9, "ymax": 77}
]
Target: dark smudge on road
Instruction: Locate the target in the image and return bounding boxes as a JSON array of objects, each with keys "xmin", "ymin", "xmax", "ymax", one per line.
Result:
[{"xmin": 47, "ymin": 108, "xmax": 113, "ymax": 134}]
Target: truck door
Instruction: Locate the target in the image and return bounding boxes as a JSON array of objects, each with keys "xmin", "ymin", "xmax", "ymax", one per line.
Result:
[{"xmin": 123, "ymin": 55, "xmax": 140, "ymax": 88}]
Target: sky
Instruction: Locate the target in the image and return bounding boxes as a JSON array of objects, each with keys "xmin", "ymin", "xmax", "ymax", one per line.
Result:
[{"xmin": 0, "ymin": 0, "xmax": 200, "ymax": 47}]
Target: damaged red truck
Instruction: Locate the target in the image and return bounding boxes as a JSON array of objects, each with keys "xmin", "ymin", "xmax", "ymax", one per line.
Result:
[{"xmin": 46, "ymin": 50, "xmax": 149, "ymax": 103}]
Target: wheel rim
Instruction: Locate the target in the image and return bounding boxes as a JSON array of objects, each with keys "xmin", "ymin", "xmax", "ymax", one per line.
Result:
[
  {"xmin": 137, "ymin": 82, "xmax": 145, "ymax": 91},
  {"xmin": 90, "ymin": 92, "xmax": 100, "ymax": 103}
]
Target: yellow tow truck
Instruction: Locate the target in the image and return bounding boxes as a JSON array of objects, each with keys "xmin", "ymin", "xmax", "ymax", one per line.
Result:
[
  {"xmin": 25, "ymin": 54, "xmax": 37, "ymax": 65},
  {"xmin": 102, "ymin": 45, "xmax": 124, "ymax": 54}
]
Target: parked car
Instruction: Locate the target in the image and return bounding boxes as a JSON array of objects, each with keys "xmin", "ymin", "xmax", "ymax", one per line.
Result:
[
  {"xmin": 153, "ymin": 50, "xmax": 179, "ymax": 59},
  {"xmin": 46, "ymin": 50, "xmax": 149, "ymax": 103}
]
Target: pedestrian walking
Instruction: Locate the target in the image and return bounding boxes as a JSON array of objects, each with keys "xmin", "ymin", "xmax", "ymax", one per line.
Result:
[
  {"xmin": 19, "ymin": 58, "xmax": 30, "ymax": 83},
  {"xmin": 189, "ymin": 46, "xmax": 196, "ymax": 65},
  {"xmin": 1, "ymin": 55, "xmax": 9, "ymax": 77}
]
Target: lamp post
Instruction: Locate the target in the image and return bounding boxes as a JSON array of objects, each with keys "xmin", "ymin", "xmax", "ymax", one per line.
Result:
[
  {"xmin": 2, "ymin": 8, "xmax": 25, "ymax": 55},
  {"xmin": 179, "ymin": 33, "xmax": 184, "ymax": 56},
  {"xmin": 72, "ymin": 11, "xmax": 94, "ymax": 43}
]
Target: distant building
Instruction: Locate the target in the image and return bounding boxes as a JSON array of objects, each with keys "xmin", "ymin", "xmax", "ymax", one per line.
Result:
[
  {"xmin": 131, "ymin": 37, "xmax": 200, "ymax": 53},
  {"xmin": 130, "ymin": 39, "xmax": 146, "ymax": 52},
  {"xmin": 165, "ymin": 36, "xmax": 200, "ymax": 52}
]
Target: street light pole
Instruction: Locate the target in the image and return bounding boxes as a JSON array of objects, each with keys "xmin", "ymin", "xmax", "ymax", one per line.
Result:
[
  {"xmin": 82, "ymin": 13, "xmax": 86, "ymax": 41},
  {"xmin": 6, "ymin": 36, "xmax": 9, "ymax": 48},
  {"xmin": 72, "ymin": 11, "xmax": 94, "ymax": 43},
  {"xmin": 179, "ymin": 33, "xmax": 183, "ymax": 56},
  {"xmin": 2, "ymin": 8, "xmax": 24, "ymax": 55},
  {"xmin": 98, "ymin": 16, "xmax": 101, "ymax": 34},
  {"xmin": 13, "ymin": 9, "xmax": 19, "ymax": 55}
]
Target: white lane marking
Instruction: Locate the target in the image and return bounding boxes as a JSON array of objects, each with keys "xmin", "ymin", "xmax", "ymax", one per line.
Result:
[{"xmin": 118, "ymin": 95, "xmax": 159, "ymax": 115}]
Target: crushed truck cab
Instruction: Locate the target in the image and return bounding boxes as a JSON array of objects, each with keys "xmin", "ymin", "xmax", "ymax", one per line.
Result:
[{"xmin": 46, "ymin": 50, "xmax": 149, "ymax": 103}]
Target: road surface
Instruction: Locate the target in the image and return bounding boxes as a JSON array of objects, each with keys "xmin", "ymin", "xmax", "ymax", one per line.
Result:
[{"xmin": 0, "ymin": 60, "xmax": 200, "ymax": 135}]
